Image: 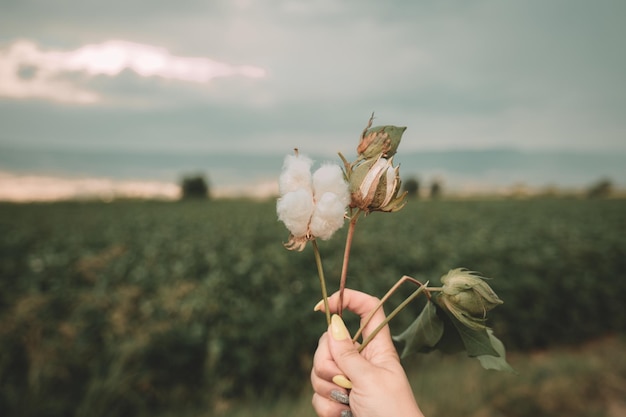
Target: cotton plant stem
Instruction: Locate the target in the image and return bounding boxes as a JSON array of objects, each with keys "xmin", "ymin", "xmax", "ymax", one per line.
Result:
[
  {"xmin": 312, "ymin": 240, "xmax": 331, "ymax": 326},
  {"xmin": 357, "ymin": 284, "xmax": 428, "ymax": 353},
  {"xmin": 352, "ymin": 275, "xmax": 424, "ymax": 343},
  {"xmin": 338, "ymin": 210, "xmax": 362, "ymax": 317}
]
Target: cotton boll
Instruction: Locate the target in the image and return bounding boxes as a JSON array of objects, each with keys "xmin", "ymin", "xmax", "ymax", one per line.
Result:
[
  {"xmin": 358, "ymin": 157, "xmax": 390, "ymax": 199},
  {"xmin": 277, "ymin": 188, "xmax": 314, "ymax": 237},
  {"xmin": 279, "ymin": 154, "xmax": 313, "ymax": 195},
  {"xmin": 309, "ymin": 192, "xmax": 347, "ymax": 240},
  {"xmin": 312, "ymin": 164, "xmax": 350, "ymax": 206}
]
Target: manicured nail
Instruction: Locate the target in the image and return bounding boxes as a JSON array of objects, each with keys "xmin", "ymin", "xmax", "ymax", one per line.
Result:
[
  {"xmin": 331, "ymin": 314, "xmax": 350, "ymax": 341},
  {"xmin": 313, "ymin": 299, "xmax": 324, "ymax": 312},
  {"xmin": 332, "ymin": 374, "xmax": 353, "ymax": 389},
  {"xmin": 330, "ymin": 389, "xmax": 350, "ymax": 405},
  {"xmin": 340, "ymin": 410, "xmax": 353, "ymax": 417}
]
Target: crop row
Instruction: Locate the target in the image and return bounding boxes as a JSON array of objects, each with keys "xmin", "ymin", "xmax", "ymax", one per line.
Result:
[{"xmin": 0, "ymin": 198, "xmax": 624, "ymax": 416}]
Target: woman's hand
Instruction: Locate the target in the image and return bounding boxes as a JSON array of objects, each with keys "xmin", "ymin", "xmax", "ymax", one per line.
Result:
[{"xmin": 311, "ymin": 289, "xmax": 424, "ymax": 417}]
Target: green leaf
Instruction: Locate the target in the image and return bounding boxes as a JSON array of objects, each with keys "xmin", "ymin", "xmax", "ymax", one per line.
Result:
[
  {"xmin": 447, "ymin": 312, "xmax": 499, "ymax": 357},
  {"xmin": 477, "ymin": 329, "xmax": 517, "ymax": 373},
  {"xmin": 393, "ymin": 301, "xmax": 444, "ymax": 358},
  {"xmin": 431, "ymin": 307, "xmax": 468, "ymax": 354},
  {"xmin": 393, "ymin": 300, "xmax": 513, "ymax": 374}
]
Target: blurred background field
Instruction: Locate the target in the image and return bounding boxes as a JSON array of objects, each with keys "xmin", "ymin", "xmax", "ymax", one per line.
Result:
[
  {"xmin": 1, "ymin": 197, "xmax": 625, "ymax": 417},
  {"xmin": 3, "ymin": 2, "xmax": 626, "ymax": 416}
]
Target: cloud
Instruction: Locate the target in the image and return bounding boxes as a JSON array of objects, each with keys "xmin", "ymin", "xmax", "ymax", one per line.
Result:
[
  {"xmin": 0, "ymin": 1, "xmax": 625, "ymax": 155},
  {"xmin": 0, "ymin": 39, "xmax": 267, "ymax": 104}
]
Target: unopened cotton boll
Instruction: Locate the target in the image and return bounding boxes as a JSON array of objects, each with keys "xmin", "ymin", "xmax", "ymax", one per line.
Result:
[
  {"xmin": 276, "ymin": 188, "xmax": 315, "ymax": 237},
  {"xmin": 309, "ymin": 192, "xmax": 347, "ymax": 240},
  {"xmin": 279, "ymin": 154, "xmax": 313, "ymax": 195},
  {"xmin": 312, "ymin": 164, "xmax": 350, "ymax": 206}
]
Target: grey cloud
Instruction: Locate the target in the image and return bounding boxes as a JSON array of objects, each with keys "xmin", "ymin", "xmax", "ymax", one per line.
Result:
[{"xmin": 1, "ymin": 0, "xmax": 626, "ymax": 156}]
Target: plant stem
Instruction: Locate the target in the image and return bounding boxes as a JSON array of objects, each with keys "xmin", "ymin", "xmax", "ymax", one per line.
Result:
[
  {"xmin": 352, "ymin": 275, "xmax": 424, "ymax": 342},
  {"xmin": 312, "ymin": 240, "xmax": 331, "ymax": 326},
  {"xmin": 338, "ymin": 210, "xmax": 362, "ymax": 317},
  {"xmin": 358, "ymin": 283, "xmax": 428, "ymax": 353}
]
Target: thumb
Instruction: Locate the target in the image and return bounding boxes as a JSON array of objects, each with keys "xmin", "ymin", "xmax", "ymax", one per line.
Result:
[{"xmin": 328, "ymin": 314, "xmax": 372, "ymax": 388}]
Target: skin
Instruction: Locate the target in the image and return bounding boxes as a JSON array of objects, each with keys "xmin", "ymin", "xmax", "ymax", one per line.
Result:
[{"xmin": 311, "ymin": 289, "xmax": 425, "ymax": 417}]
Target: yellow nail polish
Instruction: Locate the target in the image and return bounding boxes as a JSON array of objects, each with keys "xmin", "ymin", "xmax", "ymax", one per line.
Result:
[
  {"xmin": 331, "ymin": 314, "xmax": 350, "ymax": 341},
  {"xmin": 332, "ymin": 374, "xmax": 353, "ymax": 389},
  {"xmin": 313, "ymin": 299, "xmax": 324, "ymax": 312}
]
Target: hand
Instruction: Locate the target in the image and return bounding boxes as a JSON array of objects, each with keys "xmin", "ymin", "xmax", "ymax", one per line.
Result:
[{"xmin": 311, "ymin": 289, "xmax": 424, "ymax": 417}]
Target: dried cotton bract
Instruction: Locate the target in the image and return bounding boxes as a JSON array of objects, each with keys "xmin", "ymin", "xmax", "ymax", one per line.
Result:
[
  {"xmin": 342, "ymin": 116, "xmax": 408, "ymax": 213},
  {"xmin": 277, "ymin": 152, "xmax": 350, "ymax": 251},
  {"xmin": 349, "ymin": 155, "xmax": 406, "ymax": 213}
]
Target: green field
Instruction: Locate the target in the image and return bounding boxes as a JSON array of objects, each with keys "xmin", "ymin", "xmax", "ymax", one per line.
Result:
[{"xmin": 1, "ymin": 198, "xmax": 625, "ymax": 417}]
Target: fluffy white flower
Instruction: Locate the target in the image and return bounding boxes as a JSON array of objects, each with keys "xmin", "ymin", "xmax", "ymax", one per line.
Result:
[
  {"xmin": 312, "ymin": 164, "xmax": 350, "ymax": 206},
  {"xmin": 277, "ymin": 152, "xmax": 350, "ymax": 250},
  {"xmin": 310, "ymin": 192, "xmax": 348, "ymax": 240},
  {"xmin": 276, "ymin": 188, "xmax": 315, "ymax": 238},
  {"xmin": 279, "ymin": 153, "xmax": 313, "ymax": 195}
]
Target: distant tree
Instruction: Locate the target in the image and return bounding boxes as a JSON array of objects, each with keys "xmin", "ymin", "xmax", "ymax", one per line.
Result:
[
  {"xmin": 587, "ymin": 178, "xmax": 613, "ymax": 199},
  {"xmin": 180, "ymin": 175, "xmax": 210, "ymax": 200},
  {"xmin": 403, "ymin": 177, "xmax": 420, "ymax": 198},
  {"xmin": 430, "ymin": 179, "xmax": 442, "ymax": 199}
]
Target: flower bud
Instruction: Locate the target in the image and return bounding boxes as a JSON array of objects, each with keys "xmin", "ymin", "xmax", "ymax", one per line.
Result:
[
  {"xmin": 357, "ymin": 125, "xmax": 406, "ymax": 159},
  {"xmin": 349, "ymin": 156, "xmax": 407, "ymax": 213},
  {"xmin": 437, "ymin": 268, "xmax": 503, "ymax": 330}
]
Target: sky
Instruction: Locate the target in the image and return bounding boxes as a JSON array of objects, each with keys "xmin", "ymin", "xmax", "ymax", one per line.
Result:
[{"xmin": 1, "ymin": 0, "xmax": 625, "ymax": 159}]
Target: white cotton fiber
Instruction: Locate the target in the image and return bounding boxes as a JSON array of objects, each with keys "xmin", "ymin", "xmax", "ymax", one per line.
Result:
[
  {"xmin": 279, "ymin": 154, "xmax": 313, "ymax": 195},
  {"xmin": 309, "ymin": 192, "xmax": 346, "ymax": 240},
  {"xmin": 276, "ymin": 188, "xmax": 314, "ymax": 237},
  {"xmin": 312, "ymin": 164, "xmax": 350, "ymax": 206}
]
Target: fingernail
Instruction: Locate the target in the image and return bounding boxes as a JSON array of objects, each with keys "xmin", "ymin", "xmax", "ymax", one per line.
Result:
[
  {"xmin": 313, "ymin": 299, "xmax": 324, "ymax": 312},
  {"xmin": 332, "ymin": 374, "xmax": 353, "ymax": 389},
  {"xmin": 330, "ymin": 389, "xmax": 350, "ymax": 405},
  {"xmin": 340, "ymin": 409, "xmax": 353, "ymax": 417},
  {"xmin": 331, "ymin": 314, "xmax": 350, "ymax": 341}
]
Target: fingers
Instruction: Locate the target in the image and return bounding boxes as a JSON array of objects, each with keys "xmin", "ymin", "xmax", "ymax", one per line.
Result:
[
  {"xmin": 316, "ymin": 288, "xmax": 380, "ymax": 318},
  {"xmin": 326, "ymin": 313, "xmax": 377, "ymax": 382},
  {"xmin": 311, "ymin": 333, "xmax": 351, "ymax": 416},
  {"xmin": 311, "ymin": 333, "xmax": 341, "ymax": 382},
  {"xmin": 312, "ymin": 392, "xmax": 350, "ymax": 417},
  {"xmin": 315, "ymin": 289, "xmax": 393, "ymax": 351}
]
